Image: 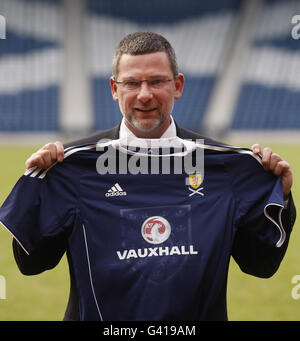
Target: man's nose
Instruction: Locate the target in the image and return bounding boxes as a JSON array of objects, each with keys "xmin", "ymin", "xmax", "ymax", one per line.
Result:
[{"xmin": 137, "ymin": 82, "xmax": 153, "ymax": 102}]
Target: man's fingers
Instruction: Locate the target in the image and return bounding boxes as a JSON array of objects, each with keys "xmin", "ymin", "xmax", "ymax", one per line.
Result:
[
  {"xmin": 252, "ymin": 146, "xmax": 284, "ymax": 172},
  {"xmin": 269, "ymin": 153, "xmax": 282, "ymax": 172},
  {"xmin": 273, "ymin": 160, "xmax": 286, "ymax": 177},
  {"xmin": 251, "ymin": 144, "xmax": 293, "ymax": 199},
  {"xmin": 40, "ymin": 149, "xmax": 53, "ymax": 167},
  {"xmin": 275, "ymin": 161, "xmax": 293, "ymax": 199},
  {"xmin": 25, "ymin": 153, "xmax": 44, "ymax": 170},
  {"xmin": 261, "ymin": 147, "xmax": 273, "ymax": 170},
  {"xmin": 47, "ymin": 141, "xmax": 64, "ymax": 162},
  {"xmin": 273, "ymin": 160, "xmax": 291, "ymax": 177},
  {"xmin": 43, "ymin": 142, "xmax": 62, "ymax": 163},
  {"xmin": 54, "ymin": 141, "xmax": 64, "ymax": 162},
  {"xmin": 251, "ymin": 144, "xmax": 262, "ymax": 154},
  {"xmin": 25, "ymin": 142, "xmax": 65, "ymax": 170},
  {"xmin": 25, "ymin": 156, "xmax": 37, "ymax": 170},
  {"xmin": 25, "ymin": 150, "xmax": 51, "ymax": 170}
]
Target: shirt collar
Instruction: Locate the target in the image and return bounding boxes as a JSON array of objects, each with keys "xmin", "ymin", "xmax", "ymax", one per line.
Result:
[{"xmin": 119, "ymin": 116, "xmax": 176, "ymax": 139}]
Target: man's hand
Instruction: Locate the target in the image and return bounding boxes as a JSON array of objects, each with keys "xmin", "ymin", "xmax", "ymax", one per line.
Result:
[
  {"xmin": 25, "ymin": 141, "xmax": 64, "ymax": 170},
  {"xmin": 251, "ymin": 144, "xmax": 293, "ymax": 200}
]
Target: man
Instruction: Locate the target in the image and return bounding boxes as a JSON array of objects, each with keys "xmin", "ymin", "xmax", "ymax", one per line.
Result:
[{"xmin": 1, "ymin": 32, "xmax": 296, "ymax": 321}]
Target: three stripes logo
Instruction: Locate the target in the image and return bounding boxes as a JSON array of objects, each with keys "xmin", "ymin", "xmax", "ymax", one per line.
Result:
[{"xmin": 105, "ymin": 183, "xmax": 127, "ymax": 197}]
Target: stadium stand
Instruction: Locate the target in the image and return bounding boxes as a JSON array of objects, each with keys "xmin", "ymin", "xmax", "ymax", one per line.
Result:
[
  {"xmin": 87, "ymin": 0, "xmax": 241, "ymax": 131},
  {"xmin": 231, "ymin": 0, "xmax": 300, "ymax": 131},
  {"xmin": 0, "ymin": 0, "xmax": 61, "ymax": 131},
  {"xmin": 0, "ymin": 0, "xmax": 299, "ymax": 138}
]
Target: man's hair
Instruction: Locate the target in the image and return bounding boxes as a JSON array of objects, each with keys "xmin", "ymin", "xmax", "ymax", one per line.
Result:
[{"xmin": 112, "ymin": 31, "xmax": 178, "ymax": 78}]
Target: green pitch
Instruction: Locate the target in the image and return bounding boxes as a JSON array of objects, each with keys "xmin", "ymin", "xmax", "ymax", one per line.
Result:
[
  {"xmin": 227, "ymin": 144, "xmax": 300, "ymax": 321},
  {"xmin": 0, "ymin": 144, "xmax": 299, "ymax": 321},
  {"xmin": 0, "ymin": 146, "xmax": 69, "ymax": 321}
]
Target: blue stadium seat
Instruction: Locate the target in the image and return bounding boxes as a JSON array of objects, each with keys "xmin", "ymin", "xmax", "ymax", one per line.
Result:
[
  {"xmin": 3, "ymin": 0, "xmax": 298, "ymax": 133},
  {"xmin": 231, "ymin": 0, "xmax": 300, "ymax": 130},
  {"xmin": 0, "ymin": 0, "xmax": 59, "ymax": 132},
  {"xmin": 88, "ymin": 0, "xmax": 240, "ymax": 131}
]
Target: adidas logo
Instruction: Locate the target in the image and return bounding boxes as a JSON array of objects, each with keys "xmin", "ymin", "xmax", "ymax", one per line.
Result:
[{"xmin": 105, "ymin": 183, "xmax": 127, "ymax": 197}]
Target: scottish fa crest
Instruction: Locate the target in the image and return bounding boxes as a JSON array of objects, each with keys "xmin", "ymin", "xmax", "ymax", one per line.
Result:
[{"xmin": 186, "ymin": 174, "xmax": 204, "ymax": 197}]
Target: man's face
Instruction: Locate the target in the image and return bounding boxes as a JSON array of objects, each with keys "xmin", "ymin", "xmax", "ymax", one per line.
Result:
[{"xmin": 110, "ymin": 51, "xmax": 184, "ymax": 138}]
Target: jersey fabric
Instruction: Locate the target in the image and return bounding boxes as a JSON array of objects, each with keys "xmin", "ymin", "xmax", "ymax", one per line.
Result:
[{"xmin": 0, "ymin": 138, "xmax": 285, "ymax": 321}]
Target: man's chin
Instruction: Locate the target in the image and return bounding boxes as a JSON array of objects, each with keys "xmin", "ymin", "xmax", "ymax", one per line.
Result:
[{"xmin": 130, "ymin": 118, "xmax": 161, "ymax": 134}]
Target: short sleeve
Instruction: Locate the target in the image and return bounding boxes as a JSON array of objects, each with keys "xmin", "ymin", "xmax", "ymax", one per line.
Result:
[
  {"xmin": 0, "ymin": 164, "xmax": 78, "ymax": 255},
  {"xmin": 227, "ymin": 152, "xmax": 285, "ymax": 247}
]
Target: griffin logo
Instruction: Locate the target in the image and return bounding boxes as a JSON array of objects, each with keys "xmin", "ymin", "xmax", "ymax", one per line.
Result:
[{"xmin": 141, "ymin": 216, "xmax": 171, "ymax": 244}]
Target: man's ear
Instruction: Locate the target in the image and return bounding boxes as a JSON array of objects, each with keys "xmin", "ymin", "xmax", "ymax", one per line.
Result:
[
  {"xmin": 174, "ymin": 73, "xmax": 185, "ymax": 100},
  {"xmin": 110, "ymin": 77, "xmax": 119, "ymax": 102}
]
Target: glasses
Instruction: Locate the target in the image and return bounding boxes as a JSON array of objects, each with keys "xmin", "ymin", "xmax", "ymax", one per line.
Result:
[{"xmin": 113, "ymin": 77, "xmax": 176, "ymax": 91}]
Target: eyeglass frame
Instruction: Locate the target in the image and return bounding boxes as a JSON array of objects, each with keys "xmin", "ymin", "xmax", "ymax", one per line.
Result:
[{"xmin": 112, "ymin": 76, "xmax": 178, "ymax": 91}]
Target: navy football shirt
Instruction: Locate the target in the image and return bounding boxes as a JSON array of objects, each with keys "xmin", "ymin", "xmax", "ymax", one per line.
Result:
[{"xmin": 0, "ymin": 138, "xmax": 285, "ymax": 320}]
